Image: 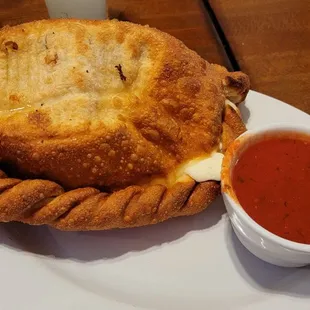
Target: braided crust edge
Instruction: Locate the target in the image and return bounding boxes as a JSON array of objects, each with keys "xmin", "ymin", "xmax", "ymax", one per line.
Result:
[{"xmin": 0, "ymin": 172, "xmax": 219, "ymax": 231}]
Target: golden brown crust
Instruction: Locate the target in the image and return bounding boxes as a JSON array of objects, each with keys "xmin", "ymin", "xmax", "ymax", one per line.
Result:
[
  {"xmin": 221, "ymin": 105, "xmax": 247, "ymax": 152},
  {"xmin": 0, "ymin": 19, "xmax": 249, "ymax": 191},
  {"xmin": 0, "ymin": 170, "xmax": 219, "ymax": 230},
  {"xmin": 0, "ymin": 19, "xmax": 249, "ymax": 230}
]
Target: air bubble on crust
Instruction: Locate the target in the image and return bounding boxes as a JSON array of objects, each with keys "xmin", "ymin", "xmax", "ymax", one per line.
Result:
[
  {"xmin": 100, "ymin": 143, "xmax": 110, "ymax": 150},
  {"xmin": 94, "ymin": 156, "xmax": 101, "ymax": 163},
  {"xmin": 130, "ymin": 153, "xmax": 138, "ymax": 161},
  {"xmin": 32, "ymin": 152, "xmax": 40, "ymax": 160},
  {"xmin": 121, "ymin": 140, "xmax": 129, "ymax": 146},
  {"xmin": 108, "ymin": 150, "xmax": 116, "ymax": 157},
  {"xmin": 123, "ymin": 215, "xmax": 131, "ymax": 223},
  {"xmin": 136, "ymin": 145, "xmax": 144, "ymax": 154}
]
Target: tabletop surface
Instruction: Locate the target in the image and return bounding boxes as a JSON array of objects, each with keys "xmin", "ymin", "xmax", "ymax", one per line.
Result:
[{"xmin": 1, "ymin": 0, "xmax": 309, "ymax": 114}]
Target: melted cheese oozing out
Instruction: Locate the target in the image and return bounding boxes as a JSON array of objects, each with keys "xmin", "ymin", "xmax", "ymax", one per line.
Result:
[
  {"xmin": 184, "ymin": 152, "xmax": 224, "ymax": 182},
  {"xmin": 225, "ymin": 99, "xmax": 239, "ymax": 112},
  {"xmin": 219, "ymin": 141, "xmax": 223, "ymax": 152},
  {"xmin": 173, "ymin": 100, "xmax": 238, "ymax": 183}
]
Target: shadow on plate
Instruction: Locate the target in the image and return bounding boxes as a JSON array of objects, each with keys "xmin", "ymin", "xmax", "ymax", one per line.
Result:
[
  {"xmin": 0, "ymin": 197, "xmax": 226, "ymax": 262},
  {"xmin": 226, "ymin": 224, "xmax": 310, "ymax": 298}
]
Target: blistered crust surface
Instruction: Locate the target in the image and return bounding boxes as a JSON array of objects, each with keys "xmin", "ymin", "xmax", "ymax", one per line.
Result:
[{"xmin": 0, "ymin": 19, "xmax": 249, "ymax": 190}]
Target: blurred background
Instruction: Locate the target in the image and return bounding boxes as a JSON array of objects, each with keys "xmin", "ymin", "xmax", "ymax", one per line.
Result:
[{"xmin": 1, "ymin": 0, "xmax": 309, "ymax": 114}]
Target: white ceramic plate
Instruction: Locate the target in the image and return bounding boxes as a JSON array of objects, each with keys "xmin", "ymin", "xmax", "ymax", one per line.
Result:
[{"xmin": 1, "ymin": 91, "xmax": 310, "ymax": 310}]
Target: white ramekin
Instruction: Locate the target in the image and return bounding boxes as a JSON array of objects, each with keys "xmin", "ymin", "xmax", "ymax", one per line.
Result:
[{"xmin": 221, "ymin": 124, "xmax": 310, "ymax": 267}]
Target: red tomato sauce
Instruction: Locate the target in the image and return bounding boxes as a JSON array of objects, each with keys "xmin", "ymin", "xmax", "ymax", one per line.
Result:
[{"xmin": 232, "ymin": 133, "xmax": 310, "ymax": 244}]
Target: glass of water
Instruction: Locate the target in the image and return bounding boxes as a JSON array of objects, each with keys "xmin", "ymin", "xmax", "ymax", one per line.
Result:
[{"xmin": 45, "ymin": 0, "xmax": 107, "ymax": 19}]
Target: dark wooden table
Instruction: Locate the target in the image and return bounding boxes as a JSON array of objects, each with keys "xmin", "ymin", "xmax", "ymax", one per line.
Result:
[
  {"xmin": 209, "ymin": 0, "xmax": 310, "ymax": 114},
  {"xmin": 1, "ymin": 0, "xmax": 309, "ymax": 114}
]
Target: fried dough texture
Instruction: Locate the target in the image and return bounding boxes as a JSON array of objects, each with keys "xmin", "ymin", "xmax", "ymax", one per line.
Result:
[{"xmin": 0, "ymin": 19, "xmax": 249, "ymax": 230}]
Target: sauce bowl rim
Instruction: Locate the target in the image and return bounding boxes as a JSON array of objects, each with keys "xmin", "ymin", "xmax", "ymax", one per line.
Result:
[{"xmin": 221, "ymin": 122, "xmax": 310, "ymax": 252}]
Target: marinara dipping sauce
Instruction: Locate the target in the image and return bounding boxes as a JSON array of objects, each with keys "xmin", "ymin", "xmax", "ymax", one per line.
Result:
[{"xmin": 232, "ymin": 132, "xmax": 310, "ymax": 244}]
